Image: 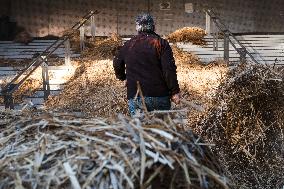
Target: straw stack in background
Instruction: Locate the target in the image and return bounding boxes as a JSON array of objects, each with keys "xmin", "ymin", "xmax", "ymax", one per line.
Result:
[
  {"xmin": 14, "ymin": 30, "xmax": 33, "ymax": 45},
  {"xmin": 167, "ymin": 27, "xmax": 206, "ymax": 45},
  {"xmin": 64, "ymin": 29, "xmax": 122, "ymax": 60}
]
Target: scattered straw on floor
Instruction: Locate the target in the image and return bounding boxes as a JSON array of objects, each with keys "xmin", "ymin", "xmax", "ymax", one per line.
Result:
[
  {"xmin": 45, "ymin": 56, "xmax": 228, "ymax": 119},
  {"xmin": 45, "ymin": 59, "xmax": 128, "ymax": 117},
  {"xmin": 0, "ymin": 110, "xmax": 229, "ymax": 189},
  {"xmin": 176, "ymin": 59, "xmax": 228, "ymax": 125}
]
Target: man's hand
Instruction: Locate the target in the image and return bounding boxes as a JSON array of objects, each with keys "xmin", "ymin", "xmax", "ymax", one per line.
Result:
[{"xmin": 171, "ymin": 93, "xmax": 181, "ymax": 104}]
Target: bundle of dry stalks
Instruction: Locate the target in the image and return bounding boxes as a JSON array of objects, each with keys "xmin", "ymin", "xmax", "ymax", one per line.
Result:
[
  {"xmin": 196, "ymin": 63, "xmax": 284, "ymax": 189},
  {"xmin": 0, "ymin": 110, "xmax": 229, "ymax": 189},
  {"xmin": 167, "ymin": 27, "xmax": 206, "ymax": 45}
]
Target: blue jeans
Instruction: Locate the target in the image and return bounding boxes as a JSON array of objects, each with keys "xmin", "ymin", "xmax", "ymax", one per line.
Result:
[{"xmin": 128, "ymin": 96, "xmax": 171, "ymax": 116}]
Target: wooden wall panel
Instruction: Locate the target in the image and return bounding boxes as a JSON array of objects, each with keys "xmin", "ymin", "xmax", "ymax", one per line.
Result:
[{"xmin": 3, "ymin": 0, "xmax": 283, "ymax": 37}]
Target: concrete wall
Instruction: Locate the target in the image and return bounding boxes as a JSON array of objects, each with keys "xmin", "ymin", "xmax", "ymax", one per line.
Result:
[
  {"xmin": 0, "ymin": 0, "xmax": 11, "ymax": 17},
  {"xmin": 1, "ymin": 0, "xmax": 284, "ymax": 37}
]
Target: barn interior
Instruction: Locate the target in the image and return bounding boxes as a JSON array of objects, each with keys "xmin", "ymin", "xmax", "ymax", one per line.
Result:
[{"xmin": 0, "ymin": 0, "xmax": 284, "ymax": 189}]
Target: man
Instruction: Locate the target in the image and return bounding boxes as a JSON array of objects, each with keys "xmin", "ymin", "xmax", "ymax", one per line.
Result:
[{"xmin": 113, "ymin": 13, "xmax": 180, "ymax": 116}]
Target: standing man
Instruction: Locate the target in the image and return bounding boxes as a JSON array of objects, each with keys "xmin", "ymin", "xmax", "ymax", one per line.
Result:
[{"xmin": 113, "ymin": 13, "xmax": 180, "ymax": 116}]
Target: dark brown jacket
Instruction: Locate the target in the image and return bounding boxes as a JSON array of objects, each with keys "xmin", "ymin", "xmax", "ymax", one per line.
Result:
[{"xmin": 113, "ymin": 32, "xmax": 180, "ymax": 99}]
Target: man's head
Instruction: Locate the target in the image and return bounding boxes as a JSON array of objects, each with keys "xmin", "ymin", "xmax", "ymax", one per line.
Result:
[{"xmin": 135, "ymin": 13, "xmax": 155, "ymax": 33}]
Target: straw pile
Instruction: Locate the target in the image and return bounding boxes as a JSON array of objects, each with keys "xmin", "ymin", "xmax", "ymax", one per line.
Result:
[
  {"xmin": 45, "ymin": 56, "xmax": 228, "ymax": 119},
  {"xmin": 82, "ymin": 33, "xmax": 123, "ymax": 60},
  {"xmin": 0, "ymin": 68, "xmax": 43, "ymax": 104},
  {"xmin": 172, "ymin": 45, "xmax": 201, "ymax": 66},
  {"xmin": 64, "ymin": 29, "xmax": 122, "ymax": 59},
  {"xmin": 0, "ymin": 110, "xmax": 229, "ymax": 189},
  {"xmin": 13, "ymin": 78, "xmax": 41, "ymax": 103},
  {"xmin": 44, "ymin": 31, "xmax": 227, "ymax": 118},
  {"xmin": 14, "ymin": 31, "xmax": 33, "ymax": 45},
  {"xmin": 0, "ymin": 57, "xmax": 64, "ymax": 68},
  {"xmin": 167, "ymin": 27, "xmax": 206, "ymax": 45},
  {"xmin": 0, "ymin": 58, "xmax": 26, "ymax": 67},
  {"xmin": 196, "ymin": 63, "xmax": 284, "ymax": 189},
  {"xmin": 45, "ymin": 59, "xmax": 128, "ymax": 117},
  {"xmin": 63, "ymin": 29, "xmax": 81, "ymax": 51},
  {"xmin": 171, "ymin": 45, "xmax": 228, "ymax": 124}
]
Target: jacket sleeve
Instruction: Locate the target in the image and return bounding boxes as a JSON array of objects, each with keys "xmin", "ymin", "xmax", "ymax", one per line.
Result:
[
  {"xmin": 113, "ymin": 47, "xmax": 126, "ymax": 81},
  {"xmin": 160, "ymin": 41, "xmax": 180, "ymax": 95}
]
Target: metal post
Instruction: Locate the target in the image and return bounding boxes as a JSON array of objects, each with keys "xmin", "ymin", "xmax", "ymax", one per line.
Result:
[
  {"xmin": 223, "ymin": 31, "xmax": 230, "ymax": 61},
  {"xmin": 90, "ymin": 13, "xmax": 96, "ymax": 40},
  {"xmin": 205, "ymin": 12, "xmax": 211, "ymax": 34},
  {"xmin": 239, "ymin": 48, "xmax": 247, "ymax": 63},
  {"xmin": 64, "ymin": 39, "xmax": 71, "ymax": 66},
  {"xmin": 4, "ymin": 93, "xmax": 14, "ymax": 109},
  {"xmin": 80, "ymin": 25, "xmax": 85, "ymax": 52},
  {"xmin": 213, "ymin": 30, "xmax": 216, "ymax": 51},
  {"xmin": 213, "ymin": 21, "xmax": 218, "ymax": 51},
  {"xmin": 214, "ymin": 30, "xmax": 219, "ymax": 51},
  {"xmin": 41, "ymin": 59, "xmax": 50, "ymax": 100}
]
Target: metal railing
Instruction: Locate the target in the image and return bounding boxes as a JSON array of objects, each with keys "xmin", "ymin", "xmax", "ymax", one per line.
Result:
[
  {"xmin": 0, "ymin": 10, "xmax": 99, "ymax": 109},
  {"xmin": 205, "ymin": 9, "xmax": 260, "ymax": 64}
]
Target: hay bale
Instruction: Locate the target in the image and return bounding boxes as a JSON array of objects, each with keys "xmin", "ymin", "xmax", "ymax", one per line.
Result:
[
  {"xmin": 167, "ymin": 27, "xmax": 206, "ymax": 45},
  {"xmin": 196, "ymin": 63, "xmax": 284, "ymax": 188},
  {"xmin": 0, "ymin": 110, "xmax": 229, "ymax": 189}
]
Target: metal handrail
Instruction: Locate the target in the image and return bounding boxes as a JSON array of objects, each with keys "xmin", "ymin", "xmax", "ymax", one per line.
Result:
[
  {"xmin": 1, "ymin": 10, "xmax": 99, "ymax": 109},
  {"xmin": 205, "ymin": 9, "xmax": 260, "ymax": 64}
]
